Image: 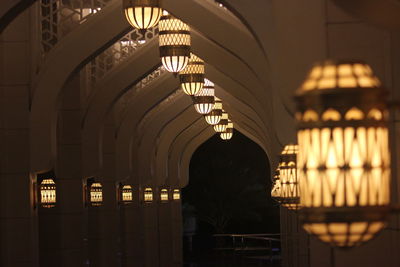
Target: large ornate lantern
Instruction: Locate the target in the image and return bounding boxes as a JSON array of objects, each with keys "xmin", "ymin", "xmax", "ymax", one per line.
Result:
[
  {"xmin": 295, "ymin": 60, "xmax": 391, "ymax": 248},
  {"xmin": 144, "ymin": 187, "xmax": 153, "ymax": 203},
  {"xmin": 179, "ymin": 53, "xmax": 205, "ymax": 95},
  {"xmin": 205, "ymin": 97, "xmax": 222, "ymax": 125},
  {"xmin": 193, "ymin": 79, "xmax": 215, "ymax": 114},
  {"xmin": 220, "ymin": 120, "xmax": 233, "ymax": 140},
  {"xmin": 122, "ymin": 185, "xmax": 133, "ymax": 204},
  {"xmin": 278, "ymin": 145, "xmax": 299, "ymax": 210},
  {"xmin": 214, "ymin": 111, "xmax": 228, "ymax": 132},
  {"xmin": 160, "ymin": 188, "xmax": 169, "ymax": 202},
  {"xmin": 40, "ymin": 179, "xmax": 56, "ymax": 208},
  {"xmin": 90, "ymin": 182, "xmax": 103, "ymax": 207},
  {"xmin": 158, "ymin": 11, "xmax": 191, "ymax": 73},
  {"xmin": 123, "ymin": 0, "xmax": 162, "ymax": 32},
  {"xmin": 173, "ymin": 189, "xmax": 181, "ymax": 200},
  {"xmin": 271, "ymin": 168, "xmax": 281, "ymax": 203}
]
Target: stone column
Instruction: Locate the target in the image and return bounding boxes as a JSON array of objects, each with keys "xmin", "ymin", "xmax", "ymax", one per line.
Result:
[{"xmin": 0, "ymin": 7, "xmax": 39, "ymax": 267}]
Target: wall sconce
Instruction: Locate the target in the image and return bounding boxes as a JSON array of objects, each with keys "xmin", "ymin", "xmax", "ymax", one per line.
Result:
[
  {"xmin": 160, "ymin": 188, "xmax": 169, "ymax": 202},
  {"xmin": 122, "ymin": 185, "xmax": 133, "ymax": 204},
  {"xmin": 214, "ymin": 111, "xmax": 228, "ymax": 132},
  {"xmin": 220, "ymin": 120, "xmax": 233, "ymax": 140},
  {"xmin": 173, "ymin": 189, "xmax": 181, "ymax": 200},
  {"xmin": 39, "ymin": 178, "xmax": 56, "ymax": 208},
  {"xmin": 159, "ymin": 11, "xmax": 191, "ymax": 73},
  {"xmin": 123, "ymin": 0, "xmax": 162, "ymax": 34},
  {"xmin": 271, "ymin": 167, "xmax": 281, "ymax": 203},
  {"xmin": 278, "ymin": 145, "xmax": 299, "ymax": 210},
  {"xmin": 295, "ymin": 60, "xmax": 391, "ymax": 248},
  {"xmin": 144, "ymin": 187, "xmax": 153, "ymax": 203},
  {"xmin": 205, "ymin": 97, "xmax": 222, "ymax": 125},
  {"xmin": 89, "ymin": 182, "xmax": 103, "ymax": 207},
  {"xmin": 179, "ymin": 53, "xmax": 205, "ymax": 96}
]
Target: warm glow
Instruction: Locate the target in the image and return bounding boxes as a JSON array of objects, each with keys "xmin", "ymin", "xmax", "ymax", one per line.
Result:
[
  {"xmin": 278, "ymin": 145, "xmax": 299, "ymax": 210},
  {"xmin": 300, "ymin": 61, "xmax": 381, "ymax": 91},
  {"xmin": 160, "ymin": 189, "xmax": 169, "ymax": 202},
  {"xmin": 271, "ymin": 168, "xmax": 281, "ymax": 202},
  {"xmin": 179, "ymin": 53, "xmax": 205, "ymax": 95},
  {"xmin": 144, "ymin": 187, "xmax": 153, "ymax": 203},
  {"xmin": 173, "ymin": 189, "xmax": 181, "ymax": 200},
  {"xmin": 295, "ymin": 60, "xmax": 390, "ymax": 247},
  {"xmin": 214, "ymin": 111, "xmax": 228, "ymax": 132},
  {"xmin": 124, "ymin": 6, "xmax": 162, "ymax": 30},
  {"xmin": 205, "ymin": 98, "xmax": 223, "ymax": 125},
  {"xmin": 220, "ymin": 120, "xmax": 234, "ymax": 140},
  {"xmin": 122, "ymin": 185, "xmax": 133, "ymax": 203},
  {"xmin": 40, "ymin": 179, "xmax": 56, "ymax": 208},
  {"xmin": 159, "ymin": 14, "xmax": 191, "ymax": 73},
  {"xmin": 90, "ymin": 183, "xmax": 103, "ymax": 206}
]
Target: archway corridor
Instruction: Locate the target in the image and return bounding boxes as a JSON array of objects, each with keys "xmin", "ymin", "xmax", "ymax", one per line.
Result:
[
  {"xmin": 183, "ymin": 131, "xmax": 280, "ymax": 266},
  {"xmin": 2, "ymin": 0, "xmax": 400, "ymax": 267}
]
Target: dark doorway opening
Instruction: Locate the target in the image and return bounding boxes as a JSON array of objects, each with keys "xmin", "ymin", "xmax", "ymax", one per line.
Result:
[{"xmin": 182, "ymin": 131, "xmax": 280, "ymax": 266}]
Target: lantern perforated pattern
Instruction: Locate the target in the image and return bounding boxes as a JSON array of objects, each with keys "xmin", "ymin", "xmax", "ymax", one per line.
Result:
[
  {"xmin": 40, "ymin": 179, "xmax": 56, "ymax": 208},
  {"xmin": 271, "ymin": 168, "xmax": 281, "ymax": 203},
  {"xmin": 193, "ymin": 79, "xmax": 215, "ymax": 114},
  {"xmin": 220, "ymin": 121, "xmax": 233, "ymax": 140},
  {"xmin": 123, "ymin": 0, "xmax": 162, "ymax": 30},
  {"xmin": 278, "ymin": 145, "xmax": 299, "ymax": 210},
  {"xmin": 205, "ymin": 98, "xmax": 222, "ymax": 125},
  {"xmin": 161, "ymin": 189, "xmax": 169, "ymax": 202},
  {"xmin": 173, "ymin": 189, "xmax": 181, "ymax": 200},
  {"xmin": 90, "ymin": 183, "xmax": 103, "ymax": 206},
  {"xmin": 122, "ymin": 185, "xmax": 133, "ymax": 203},
  {"xmin": 144, "ymin": 188, "xmax": 153, "ymax": 202},
  {"xmin": 179, "ymin": 53, "xmax": 205, "ymax": 95},
  {"xmin": 159, "ymin": 13, "xmax": 191, "ymax": 73},
  {"xmin": 214, "ymin": 111, "xmax": 228, "ymax": 132},
  {"xmin": 295, "ymin": 61, "xmax": 390, "ymax": 248}
]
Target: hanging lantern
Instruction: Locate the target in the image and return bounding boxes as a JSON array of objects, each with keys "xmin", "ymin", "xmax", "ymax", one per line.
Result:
[
  {"xmin": 122, "ymin": 185, "xmax": 133, "ymax": 204},
  {"xmin": 40, "ymin": 179, "xmax": 56, "ymax": 208},
  {"xmin": 159, "ymin": 11, "xmax": 191, "ymax": 73},
  {"xmin": 278, "ymin": 145, "xmax": 299, "ymax": 210},
  {"xmin": 193, "ymin": 79, "xmax": 215, "ymax": 114},
  {"xmin": 205, "ymin": 97, "xmax": 222, "ymax": 125},
  {"xmin": 295, "ymin": 60, "xmax": 391, "ymax": 248},
  {"xmin": 271, "ymin": 168, "xmax": 281, "ymax": 203},
  {"xmin": 123, "ymin": 0, "xmax": 162, "ymax": 33},
  {"xmin": 90, "ymin": 183, "xmax": 103, "ymax": 207},
  {"xmin": 220, "ymin": 120, "xmax": 234, "ymax": 140},
  {"xmin": 179, "ymin": 53, "xmax": 205, "ymax": 95},
  {"xmin": 160, "ymin": 189, "xmax": 169, "ymax": 202},
  {"xmin": 214, "ymin": 111, "xmax": 228, "ymax": 132},
  {"xmin": 144, "ymin": 187, "xmax": 153, "ymax": 203},
  {"xmin": 173, "ymin": 189, "xmax": 181, "ymax": 200}
]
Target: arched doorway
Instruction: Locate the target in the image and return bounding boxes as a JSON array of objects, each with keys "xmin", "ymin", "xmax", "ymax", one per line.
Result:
[{"xmin": 182, "ymin": 131, "xmax": 280, "ymax": 266}]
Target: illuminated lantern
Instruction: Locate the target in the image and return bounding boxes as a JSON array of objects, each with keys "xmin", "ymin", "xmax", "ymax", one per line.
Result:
[
  {"xmin": 123, "ymin": 0, "xmax": 162, "ymax": 33},
  {"xmin": 90, "ymin": 183, "xmax": 103, "ymax": 207},
  {"xmin": 40, "ymin": 179, "xmax": 56, "ymax": 208},
  {"xmin": 213, "ymin": 111, "xmax": 228, "ymax": 132},
  {"xmin": 160, "ymin": 189, "xmax": 169, "ymax": 202},
  {"xmin": 159, "ymin": 12, "xmax": 191, "ymax": 73},
  {"xmin": 144, "ymin": 187, "xmax": 153, "ymax": 203},
  {"xmin": 122, "ymin": 185, "xmax": 133, "ymax": 204},
  {"xmin": 271, "ymin": 168, "xmax": 281, "ymax": 203},
  {"xmin": 173, "ymin": 189, "xmax": 181, "ymax": 200},
  {"xmin": 220, "ymin": 120, "xmax": 233, "ymax": 140},
  {"xmin": 205, "ymin": 98, "xmax": 222, "ymax": 125},
  {"xmin": 179, "ymin": 53, "xmax": 205, "ymax": 95},
  {"xmin": 193, "ymin": 79, "xmax": 215, "ymax": 114},
  {"xmin": 295, "ymin": 60, "xmax": 390, "ymax": 247},
  {"xmin": 278, "ymin": 145, "xmax": 299, "ymax": 210}
]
